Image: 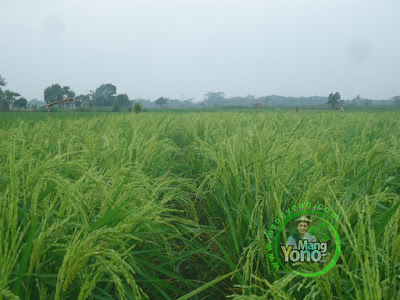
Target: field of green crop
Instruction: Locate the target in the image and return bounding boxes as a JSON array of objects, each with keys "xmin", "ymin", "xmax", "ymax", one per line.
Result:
[{"xmin": 1, "ymin": 111, "xmax": 399, "ymax": 300}]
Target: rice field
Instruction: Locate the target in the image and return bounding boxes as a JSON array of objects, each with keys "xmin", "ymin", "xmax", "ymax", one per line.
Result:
[{"xmin": 0, "ymin": 111, "xmax": 399, "ymax": 299}]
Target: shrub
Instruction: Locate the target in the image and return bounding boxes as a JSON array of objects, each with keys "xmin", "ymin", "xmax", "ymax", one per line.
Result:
[
  {"xmin": 134, "ymin": 102, "xmax": 142, "ymax": 113},
  {"xmin": 113, "ymin": 104, "xmax": 121, "ymax": 112}
]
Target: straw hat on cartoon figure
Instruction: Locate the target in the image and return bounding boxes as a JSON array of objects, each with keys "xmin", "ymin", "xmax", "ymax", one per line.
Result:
[{"xmin": 285, "ymin": 215, "xmax": 316, "ymax": 249}]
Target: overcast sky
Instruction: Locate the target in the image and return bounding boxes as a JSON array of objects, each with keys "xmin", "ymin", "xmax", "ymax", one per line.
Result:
[{"xmin": 1, "ymin": 0, "xmax": 399, "ymax": 101}]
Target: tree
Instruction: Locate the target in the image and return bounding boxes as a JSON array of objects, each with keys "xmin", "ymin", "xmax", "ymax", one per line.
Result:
[
  {"xmin": 74, "ymin": 100, "xmax": 82, "ymax": 108},
  {"xmin": 0, "ymin": 90, "xmax": 20, "ymax": 111},
  {"xmin": 0, "ymin": 75, "xmax": 6, "ymax": 110},
  {"xmin": 155, "ymin": 97, "xmax": 167, "ymax": 108},
  {"xmin": 44, "ymin": 84, "xmax": 64, "ymax": 104},
  {"xmin": 204, "ymin": 92, "xmax": 225, "ymax": 101},
  {"xmin": 0, "ymin": 90, "xmax": 6, "ymax": 111},
  {"xmin": 95, "ymin": 84, "xmax": 117, "ymax": 98},
  {"xmin": 0, "ymin": 76, "xmax": 27, "ymax": 111},
  {"xmin": 113, "ymin": 103, "xmax": 121, "ymax": 112},
  {"xmin": 63, "ymin": 86, "xmax": 75, "ymax": 98},
  {"xmin": 391, "ymin": 96, "xmax": 400, "ymax": 107},
  {"xmin": 76, "ymin": 94, "xmax": 91, "ymax": 107},
  {"xmin": 134, "ymin": 102, "xmax": 142, "ymax": 113},
  {"xmin": 93, "ymin": 84, "xmax": 117, "ymax": 106},
  {"xmin": 204, "ymin": 92, "xmax": 225, "ymax": 107},
  {"xmin": 395, "ymin": 97, "xmax": 400, "ymax": 107},
  {"xmin": 14, "ymin": 97, "xmax": 28, "ymax": 109},
  {"xmin": 0, "ymin": 75, "xmax": 6, "ymax": 87},
  {"xmin": 115, "ymin": 94, "xmax": 130, "ymax": 108},
  {"xmin": 28, "ymin": 99, "xmax": 45, "ymax": 108},
  {"xmin": 44, "ymin": 84, "xmax": 75, "ymax": 104},
  {"xmin": 327, "ymin": 92, "xmax": 341, "ymax": 110}
]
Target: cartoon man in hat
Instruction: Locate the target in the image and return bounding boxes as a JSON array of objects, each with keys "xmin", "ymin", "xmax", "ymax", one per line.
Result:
[{"xmin": 286, "ymin": 215, "xmax": 316, "ymax": 249}]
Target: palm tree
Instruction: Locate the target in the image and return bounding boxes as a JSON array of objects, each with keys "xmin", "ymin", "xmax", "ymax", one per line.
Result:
[{"xmin": 0, "ymin": 75, "xmax": 6, "ymax": 87}]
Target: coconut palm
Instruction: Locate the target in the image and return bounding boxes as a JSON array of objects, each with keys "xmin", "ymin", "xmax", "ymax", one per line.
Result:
[{"xmin": 0, "ymin": 75, "xmax": 6, "ymax": 87}]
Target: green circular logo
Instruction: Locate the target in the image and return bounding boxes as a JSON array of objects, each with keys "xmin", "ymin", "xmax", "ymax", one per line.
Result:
[{"xmin": 273, "ymin": 210, "xmax": 341, "ymax": 277}]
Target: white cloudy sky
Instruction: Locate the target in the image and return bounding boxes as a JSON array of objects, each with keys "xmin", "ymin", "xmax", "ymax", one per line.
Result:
[{"xmin": 1, "ymin": 0, "xmax": 399, "ymax": 101}]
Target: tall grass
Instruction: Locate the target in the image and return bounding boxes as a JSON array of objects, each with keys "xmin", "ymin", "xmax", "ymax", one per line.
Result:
[{"xmin": 0, "ymin": 111, "xmax": 399, "ymax": 299}]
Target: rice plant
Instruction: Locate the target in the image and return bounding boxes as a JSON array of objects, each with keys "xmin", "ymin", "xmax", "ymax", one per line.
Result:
[{"xmin": 0, "ymin": 111, "xmax": 399, "ymax": 299}]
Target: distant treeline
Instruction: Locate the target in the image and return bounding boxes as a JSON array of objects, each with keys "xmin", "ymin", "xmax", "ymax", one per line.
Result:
[
  {"xmin": 132, "ymin": 93, "xmax": 399, "ymax": 109},
  {"xmin": 1, "ymin": 75, "xmax": 400, "ymax": 110},
  {"xmin": 27, "ymin": 94, "xmax": 399, "ymax": 110}
]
